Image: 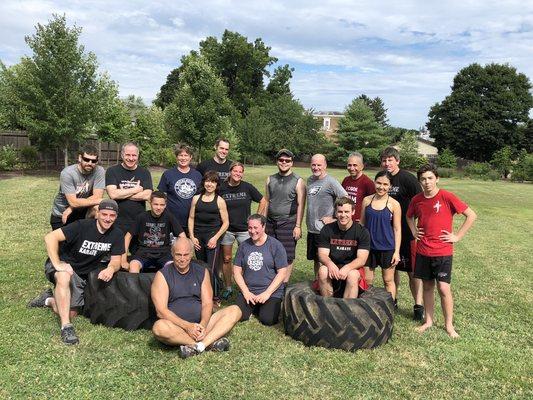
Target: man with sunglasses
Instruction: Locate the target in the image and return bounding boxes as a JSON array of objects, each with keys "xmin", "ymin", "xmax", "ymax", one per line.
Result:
[
  {"xmin": 50, "ymin": 145, "xmax": 105, "ymax": 230},
  {"xmin": 264, "ymin": 149, "xmax": 305, "ymax": 283}
]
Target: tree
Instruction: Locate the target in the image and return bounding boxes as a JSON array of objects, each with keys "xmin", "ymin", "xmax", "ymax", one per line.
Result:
[
  {"xmin": 94, "ymin": 76, "xmax": 131, "ymax": 143},
  {"xmin": 397, "ymin": 132, "xmax": 423, "ymax": 169},
  {"xmin": 0, "ymin": 61, "xmax": 32, "ymax": 130},
  {"xmin": 164, "ymin": 54, "xmax": 237, "ymax": 160},
  {"xmin": 122, "ymin": 95, "xmax": 147, "ymax": 120},
  {"xmin": 427, "ymin": 63, "xmax": 533, "ymax": 162},
  {"xmin": 2, "ymin": 14, "xmax": 120, "ymax": 166},
  {"xmin": 357, "ymin": 94, "xmax": 389, "ymax": 127},
  {"xmin": 266, "ymin": 65, "xmax": 294, "ymax": 97},
  {"xmin": 199, "ymin": 30, "xmax": 277, "ymax": 115},
  {"xmin": 131, "ymin": 106, "xmax": 172, "ymax": 166},
  {"xmin": 336, "ymin": 98, "xmax": 389, "ymax": 165},
  {"xmin": 154, "ymin": 67, "xmax": 180, "ymax": 110},
  {"xmin": 490, "ymin": 145, "xmax": 513, "ymax": 178},
  {"xmin": 437, "ymin": 148, "xmax": 457, "ymax": 168}
]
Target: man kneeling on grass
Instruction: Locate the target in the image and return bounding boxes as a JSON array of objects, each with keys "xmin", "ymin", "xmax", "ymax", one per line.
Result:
[
  {"xmin": 317, "ymin": 197, "xmax": 370, "ymax": 298},
  {"xmin": 407, "ymin": 164, "xmax": 476, "ymax": 338},
  {"xmin": 28, "ymin": 199, "xmax": 124, "ymax": 345},
  {"xmin": 151, "ymin": 237, "xmax": 241, "ymax": 359}
]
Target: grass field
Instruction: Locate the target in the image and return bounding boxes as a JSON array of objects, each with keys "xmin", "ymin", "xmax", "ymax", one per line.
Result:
[{"xmin": 0, "ymin": 166, "xmax": 532, "ymax": 399}]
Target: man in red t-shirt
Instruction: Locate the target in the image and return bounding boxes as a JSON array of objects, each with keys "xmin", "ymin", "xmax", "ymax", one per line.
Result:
[
  {"xmin": 407, "ymin": 164, "xmax": 476, "ymax": 338},
  {"xmin": 341, "ymin": 152, "xmax": 375, "ymax": 222}
]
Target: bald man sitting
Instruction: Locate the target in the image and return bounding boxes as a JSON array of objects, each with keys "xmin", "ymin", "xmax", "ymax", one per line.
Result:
[{"xmin": 151, "ymin": 237, "xmax": 241, "ymax": 358}]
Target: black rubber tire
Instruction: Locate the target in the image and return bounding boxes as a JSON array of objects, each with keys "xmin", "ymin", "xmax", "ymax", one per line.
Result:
[
  {"xmin": 283, "ymin": 281, "xmax": 394, "ymax": 351},
  {"xmin": 83, "ymin": 270, "xmax": 157, "ymax": 330}
]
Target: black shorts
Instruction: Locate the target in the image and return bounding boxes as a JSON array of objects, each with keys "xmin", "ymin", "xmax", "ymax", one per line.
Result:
[
  {"xmin": 131, "ymin": 253, "xmax": 172, "ymax": 271},
  {"xmin": 395, "ymin": 239, "xmax": 416, "ymax": 273},
  {"xmin": 235, "ymin": 292, "xmax": 282, "ymax": 326},
  {"xmin": 414, "ymin": 254, "xmax": 453, "ymax": 283},
  {"xmin": 306, "ymin": 232, "xmax": 321, "ymax": 261},
  {"xmin": 266, "ymin": 218, "xmax": 297, "ymax": 263},
  {"xmin": 368, "ymin": 249, "xmax": 395, "ymax": 270}
]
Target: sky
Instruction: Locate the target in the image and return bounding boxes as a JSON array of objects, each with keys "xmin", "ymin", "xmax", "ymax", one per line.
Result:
[{"xmin": 1, "ymin": 0, "xmax": 532, "ymax": 129}]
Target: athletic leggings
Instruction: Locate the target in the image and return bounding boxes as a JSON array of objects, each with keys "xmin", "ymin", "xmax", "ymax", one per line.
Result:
[
  {"xmin": 235, "ymin": 292, "xmax": 282, "ymax": 326},
  {"xmin": 194, "ymin": 230, "xmax": 221, "ymax": 296}
]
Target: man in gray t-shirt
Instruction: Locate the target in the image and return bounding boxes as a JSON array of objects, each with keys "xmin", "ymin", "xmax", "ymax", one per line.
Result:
[
  {"xmin": 50, "ymin": 145, "xmax": 105, "ymax": 230},
  {"xmin": 306, "ymin": 154, "xmax": 348, "ymax": 275}
]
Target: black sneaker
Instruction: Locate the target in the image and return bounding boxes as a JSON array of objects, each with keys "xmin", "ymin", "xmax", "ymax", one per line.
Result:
[
  {"xmin": 28, "ymin": 288, "xmax": 53, "ymax": 308},
  {"xmin": 210, "ymin": 337, "xmax": 230, "ymax": 352},
  {"xmin": 179, "ymin": 344, "xmax": 199, "ymax": 359},
  {"xmin": 60, "ymin": 324, "xmax": 79, "ymax": 345},
  {"xmin": 413, "ymin": 304, "xmax": 425, "ymax": 321}
]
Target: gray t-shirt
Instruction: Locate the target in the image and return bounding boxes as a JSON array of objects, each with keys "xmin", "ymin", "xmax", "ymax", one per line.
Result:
[
  {"xmin": 306, "ymin": 174, "xmax": 348, "ymax": 234},
  {"xmin": 51, "ymin": 164, "xmax": 105, "ymax": 217},
  {"xmin": 267, "ymin": 172, "xmax": 300, "ymax": 221}
]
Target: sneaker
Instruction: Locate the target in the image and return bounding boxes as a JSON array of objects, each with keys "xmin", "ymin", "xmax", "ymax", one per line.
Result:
[
  {"xmin": 393, "ymin": 298, "xmax": 398, "ymax": 311},
  {"xmin": 221, "ymin": 288, "xmax": 233, "ymax": 300},
  {"xmin": 413, "ymin": 304, "xmax": 425, "ymax": 321},
  {"xmin": 28, "ymin": 288, "xmax": 53, "ymax": 308},
  {"xmin": 60, "ymin": 324, "xmax": 79, "ymax": 345},
  {"xmin": 179, "ymin": 344, "xmax": 199, "ymax": 359},
  {"xmin": 210, "ymin": 337, "xmax": 230, "ymax": 352}
]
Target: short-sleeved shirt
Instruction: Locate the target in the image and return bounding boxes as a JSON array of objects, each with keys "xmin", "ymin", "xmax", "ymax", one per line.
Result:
[
  {"xmin": 157, "ymin": 167, "xmax": 202, "ymax": 228},
  {"xmin": 159, "ymin": 261, "xmax": 206, "ymax": 323},
  {"xmin": 407, "ymin": 189, "xmax": 468, "ymax": 257},
  {"xmin": 129, "ymin": 210, "xmax": 183, "ymax": 258},
  {"xmin": 196, "ymin": 158, "xmax": 233, "ymax": 181},
  {"xmin": 388, "ymin": 169, "xmax": 421, "ymax": 242},
  {"xmin": 318, "ymin": 222, "xmax": 371, "ymax": 267},
  {"xmin": 219, "ymin": 181, "xmax": 263, "ymax": 232},
  {"xmin": 234, "ymin": 236, "xmax": 288, "ymax": 299},
  {"xmin": 60, "ymin": 219, "xmax": 125, "ymax": 277},
  {"xmin": 105, "ymin": 164, "xmax": 153, "ymax": 231},
  {"xmin": 306, "ymin": 174, "xmax": 348, "ymax": 234},
  {"xmin": 341, "ymin": 174, "xmax": 375, "ymax": 222},
  {"xmin": 51, "ymin": 164, "xmax": 105, "ymax": 217}
]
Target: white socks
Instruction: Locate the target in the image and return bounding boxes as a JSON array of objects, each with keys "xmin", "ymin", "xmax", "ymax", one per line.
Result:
[{"xmin": 195, "ymin": 342, "xmax": 206, "ymax": 352}]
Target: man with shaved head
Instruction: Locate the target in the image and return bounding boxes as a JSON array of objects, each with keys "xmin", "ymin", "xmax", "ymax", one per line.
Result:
[
  {"xmin": 306, "ymin": 154, "xmax": 348, "ymax": 275},
  {"xmin": 151, "ymin": 237, "xmax": 241, "ymax": 359}
]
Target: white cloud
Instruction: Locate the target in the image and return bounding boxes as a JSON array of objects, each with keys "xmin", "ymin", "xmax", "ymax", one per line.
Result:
[{"xmin": 0, "ymin": 0, "xmax": 531, "ymax": 128}]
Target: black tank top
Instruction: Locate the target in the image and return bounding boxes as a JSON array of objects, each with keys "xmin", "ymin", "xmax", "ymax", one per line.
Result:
[{"xmin": 194, "ymin": 194, "xmax": 222, "ymax": 234}]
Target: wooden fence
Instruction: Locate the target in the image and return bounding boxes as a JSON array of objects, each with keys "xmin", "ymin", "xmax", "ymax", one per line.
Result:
[{"xmin": 0, "ymin": 131, "xmax": 121, "ymax": 169}]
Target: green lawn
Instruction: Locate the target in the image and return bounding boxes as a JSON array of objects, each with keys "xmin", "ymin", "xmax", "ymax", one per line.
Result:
[{"xmin": 0, "ymin": 166, "xmax": 532, "ymax": 399}]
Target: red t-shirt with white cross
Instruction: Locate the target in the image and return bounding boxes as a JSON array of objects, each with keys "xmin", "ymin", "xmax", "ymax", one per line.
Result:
[{"xmin": 407, "ymin": 189, "xmax": 468, "ymax": 257}]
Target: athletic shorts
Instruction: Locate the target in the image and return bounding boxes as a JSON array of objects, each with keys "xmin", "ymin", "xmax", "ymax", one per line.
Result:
[
  {"xmin": 44, "ymin": 260, "xmax": 87, "ymax": 308},
  {"xmin": 395, "ymin": 239, "xmax": 416, "ymax": 273},
  {"xmin": 414, "ymin": 254, "xmax": 453, "ymax": 283},
  {"xmin": 306, "ymin": 232, "xmax": 321, "ymax": 261},
  {"xmin": 221, "ymin": 230, "xmax": 250, "ymax": 246},
  {"xmin": 131, "ymin": 253, "xmax": 172, "ymax": 271},
  {"xmin": 368, "ymin": 249, "xmax": 395, "ymax": 270},
  {"xmin": 266, "ymin": 218, "xmax": 297, "ymax": 263},
  {"xmin": 235, "ymin": 292, "xmax": 282, "ymax": 325}
]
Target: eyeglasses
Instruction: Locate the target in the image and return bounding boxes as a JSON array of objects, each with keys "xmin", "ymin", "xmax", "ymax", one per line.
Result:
[
  {"xmin": 278, "ymin": 158, "xmax": 293, "ymax": 163},
  {"xmin": 82, "ymin": 156, "xmax": 98, "ymax": 164}
]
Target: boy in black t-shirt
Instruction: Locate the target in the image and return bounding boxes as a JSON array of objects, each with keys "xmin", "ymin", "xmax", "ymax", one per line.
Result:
[
  {"xmin": 29, "ymin": 200, "xmax": 124, "ymax": 345},
  {"xmin": 317, "ymin": 197, "xmax": 370, "ymax": 299},
  {"xmin": 124, "ymin": 191, "xmax": 185, "ymax": 273}
]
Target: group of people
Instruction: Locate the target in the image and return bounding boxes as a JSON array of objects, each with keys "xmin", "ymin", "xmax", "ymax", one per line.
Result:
[{"xmin": 29, "ymin": 137, "xmax": 476, "ymax": 355}]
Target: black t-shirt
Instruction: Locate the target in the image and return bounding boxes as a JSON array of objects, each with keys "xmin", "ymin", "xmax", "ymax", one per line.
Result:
[
  {"xmin": 129, "ymin": 210, "xmax": 183, "ymax": 257},
  {"xmin": 60, "ymin": 219, "xmax": 125, "ymax": 276},
  {"xmin": 105, "ymin": 164, "xmax": 153, "ymax": 231},
  {"xmin": 318, "ymin": 222, "xmax": 370, "ymax": 266},
  {"xmin": 196, "ymin": 158, "xmax": 232, "ymax": 181},
  {"xmin": 219, "ymin": 181, "xmax": 263, "ymax": 232},
  {"xmin": 388, "ymin": 169, "xmax": 421, "ymax": 242}
]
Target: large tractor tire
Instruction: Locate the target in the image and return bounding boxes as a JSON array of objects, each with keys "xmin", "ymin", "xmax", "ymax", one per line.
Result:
[
  {"xmin": 283, "ymin": 281, "xmax": 394, "ymax": 351},
  {"xmin": 83, "ymin": 270, "xmax": 157, "ymax": 330}
]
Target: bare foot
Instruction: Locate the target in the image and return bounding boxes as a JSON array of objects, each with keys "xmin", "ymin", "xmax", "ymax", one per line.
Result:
[
  {"xmin": 445, "ymin": 326, "xmax": 459, "ymax": 338},
  {"xmin": 416, "ymin": 323, "xmax": 433, "ymax": 333}
]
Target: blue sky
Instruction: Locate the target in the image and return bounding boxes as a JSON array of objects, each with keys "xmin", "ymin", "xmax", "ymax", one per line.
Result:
[{"xmin": 1, "ymin": 0, "xmax": 532, "ymax": 129}]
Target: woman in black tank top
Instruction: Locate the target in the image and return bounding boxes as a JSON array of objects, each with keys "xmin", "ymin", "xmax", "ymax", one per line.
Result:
[{"xmin": 189, "ymin": 170, "xmax": 229, "ymax": 298}]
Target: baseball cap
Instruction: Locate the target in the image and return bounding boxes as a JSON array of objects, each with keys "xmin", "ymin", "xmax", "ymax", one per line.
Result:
[
  {"xmin": 98, "ymin": 199, "xmax": 119, "ymax": 213},
  {"xmin": 275, "ymin": 149, "xmax": 294, "ymax": 159}
]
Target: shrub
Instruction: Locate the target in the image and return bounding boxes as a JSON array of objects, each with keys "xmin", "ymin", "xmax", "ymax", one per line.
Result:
[
  {"xmin": 0, "ymin": 144, "xmax": 19, "ymax": 171},
  {"xmin": 437, "ymin": 168, "xmax": 455, "ymax": 178},
  {"xmin": 464, "ymin": 162, "xmax": 492, "ymax": 178},
  {"xmin": 438, "ymin": 148, "xmax": 457, "ymax": 168},
  {"xmin": 511, "ymin": 152, "xmax": 533, "ymax": 182},
  {"xmin": 490, "ymin": 146, "xmax": 513, "ymax": 179},
  {"xmin": 19, "ymin": 145, "xmax": 40, "ymax": 169}
]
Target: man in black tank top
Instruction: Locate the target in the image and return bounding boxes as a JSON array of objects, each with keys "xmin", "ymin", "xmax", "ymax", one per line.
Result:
[{"xmin": 151, "ymin": 237, "xmax": 241, "ymax": 359}]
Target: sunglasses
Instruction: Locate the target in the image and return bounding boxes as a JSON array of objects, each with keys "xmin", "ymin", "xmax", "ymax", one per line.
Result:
[
  {"xmin": 82, "ymin": 156, "xmax": 98, "ymax": 164},
  {"xmin": 278, "ymin": 158, "xmax": 293, "ymax": 163}
]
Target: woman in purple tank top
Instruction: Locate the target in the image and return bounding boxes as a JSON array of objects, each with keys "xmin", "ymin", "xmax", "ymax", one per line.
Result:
[{"xmin": 360, "ymin": 170, "xmax": 401, "ymax": 301}]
